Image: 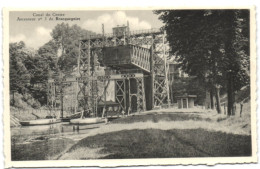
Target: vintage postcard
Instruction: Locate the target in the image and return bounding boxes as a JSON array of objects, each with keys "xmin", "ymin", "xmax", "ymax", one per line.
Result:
[{"xmin": 3, "ymin": 7, "xmax": 257, "ymax": 168}]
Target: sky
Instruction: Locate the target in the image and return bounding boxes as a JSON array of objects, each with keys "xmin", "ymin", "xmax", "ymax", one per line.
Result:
[{"xmin": 9, "ymin": 10, "xmax": 164, "ymax": 49}]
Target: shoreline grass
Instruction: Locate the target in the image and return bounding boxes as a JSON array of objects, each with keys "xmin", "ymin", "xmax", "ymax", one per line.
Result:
[
  {"xmin": 58, "ymin": 108, "xmax": 252, "ymax": 160},
  {"xmin": 60, "ymin": 128, "xmax": 251, "ymax": 159}
]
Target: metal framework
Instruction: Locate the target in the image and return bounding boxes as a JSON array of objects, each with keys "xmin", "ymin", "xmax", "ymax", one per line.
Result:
[
  {"xmin": 47, "ymin": 26, "xmax": 171, "ymax": 116},
  {"xmin": 115, "ymin": 79, "xmax": 126, "ymax": 111},
  {"xmin": 135, "ymin": 77, "xmax": 146, "ymax": 112},
  {"xmin": 47, "ymin": 82, "xmax": 56, "ymax": 110},
  {"xmin": 47, "ymin": 75, "xmax": 78, "ymax": 117}
]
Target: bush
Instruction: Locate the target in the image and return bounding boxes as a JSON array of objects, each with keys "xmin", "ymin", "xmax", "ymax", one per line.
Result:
[{"xmin": 10, "ymin": 92, "xmax": 41, "ymax": 109}]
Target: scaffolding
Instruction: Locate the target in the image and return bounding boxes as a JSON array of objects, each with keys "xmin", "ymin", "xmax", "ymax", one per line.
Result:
[{"xmin": 47, "ymin": 24, "xmax": 171, "ymax": 117}]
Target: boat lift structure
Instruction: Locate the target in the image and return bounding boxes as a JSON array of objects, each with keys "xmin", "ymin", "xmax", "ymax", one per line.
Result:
[{"xmin": 47, "ymin": 23, "xmax": 171, "ymax": 118}]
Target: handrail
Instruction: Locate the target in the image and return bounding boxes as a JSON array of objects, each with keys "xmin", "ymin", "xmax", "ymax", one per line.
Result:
[{"xmin": 87, "ymin": 28, "xmax": 162, "ymax": 40}]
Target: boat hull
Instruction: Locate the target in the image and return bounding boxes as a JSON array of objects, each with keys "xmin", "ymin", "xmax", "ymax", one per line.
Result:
[
  {"xmin": 70, "ymin": 118, "xmax": 107, "ymax": 125},
  {"xmin": 20, "ymin": 119, "xmax": 60, "ymax": 126},
  {"xmin": 61, "ymin": 118, "xmax": 71, "ymax": 122}
]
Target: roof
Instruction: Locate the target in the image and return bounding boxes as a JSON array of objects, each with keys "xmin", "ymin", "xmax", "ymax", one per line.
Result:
[
  {"xmin": 176, "ymin": 94, "xmax": 197, "ymax": 98},
  {"xmin": 98, "ymin": 100, "xmax": 119, "ymax": 106}
]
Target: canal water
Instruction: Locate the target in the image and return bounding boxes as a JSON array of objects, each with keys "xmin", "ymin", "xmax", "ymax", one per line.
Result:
[{"xmin": 11, "ymin": 122, "xmax": 101, "ymax": 161}]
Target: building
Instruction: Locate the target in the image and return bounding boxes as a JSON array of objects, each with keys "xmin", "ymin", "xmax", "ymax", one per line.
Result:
[{"xmin": 176, "ymin": 94, "xmax": 197, "ymax": 109}]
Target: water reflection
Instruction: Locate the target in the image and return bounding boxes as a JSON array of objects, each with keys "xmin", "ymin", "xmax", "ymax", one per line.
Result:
[{"xmin": 11, "ymin": 122, "xmax": 102, "ymax": 161}]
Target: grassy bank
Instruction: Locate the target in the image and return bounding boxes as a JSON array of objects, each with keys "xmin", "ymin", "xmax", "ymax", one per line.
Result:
[
  {"xmin": 111, "ymin": 112, "xmax": 211, "ymax": 124},
  {"xmin": 58, "ymin": 108, "xmax": 252, "ymax": 160},
  {"xmin": 60, "ymin": 128, "xmax": 251, "ymax": 159}
]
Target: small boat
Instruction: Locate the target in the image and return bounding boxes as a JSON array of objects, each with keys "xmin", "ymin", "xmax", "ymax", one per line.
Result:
[
  {"xmin": 70, "ymin": 117, "xmax": 107, "ymax": 125},
  {"xmin": 20, "ymin": 118, "xmax": 61, "ymax": 126},
  {"xmin": 61, "ymin": 117, "xmax": 71, "ymax": 122}
]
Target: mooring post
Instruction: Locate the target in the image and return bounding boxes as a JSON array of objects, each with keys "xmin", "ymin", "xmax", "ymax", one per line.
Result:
[{"xmin": 224, "ymin": 103, "xmax": 227, "ymax": 114}]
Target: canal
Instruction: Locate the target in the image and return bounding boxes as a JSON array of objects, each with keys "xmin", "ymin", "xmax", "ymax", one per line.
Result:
[{"xmin": 11, "ymin": 122, "xmax": 102, "ymax": 161}]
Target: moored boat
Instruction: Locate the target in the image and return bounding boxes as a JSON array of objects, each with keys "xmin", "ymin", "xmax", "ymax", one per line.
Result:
[
  {"xmin": 20, "ymin": 118, "xmax": 61, "ymax": 126},
  {"xmin": 70, "ymin": 117, "xmax": 107, "ymax": 125}
]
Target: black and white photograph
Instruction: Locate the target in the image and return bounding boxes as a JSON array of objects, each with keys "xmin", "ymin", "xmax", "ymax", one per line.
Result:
[{"xmin": 3, "ymin": 7, "xmax": 257, "ymax": 168}]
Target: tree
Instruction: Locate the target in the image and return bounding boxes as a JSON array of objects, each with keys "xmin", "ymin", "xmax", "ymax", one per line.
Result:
[
  {"xmin": 9, "ymin": 41, "xmax": 31, "ymax": 93},
  {"xmin": 10, "ymin": 41, "xmax": 55, "ymax": 106},
  {"xmin": 10, "ymin": 23, "xmax": 99, "ymax": 107},
  {"xmin": 38, "ymin": 40, "xmax": 60, "ymax": 77},
  {"xmin": 220, "ymin": 10, "xmax": 250, "ymax": 115},
  {"xmin": 9, "ymin": 41, "xmax": 45, "ymax": 107},
  {"xmin": 155, "ymin": 10, "xmax": 250, "ymax": 115},
  {"xmin": 51, "ymin": 23, "xmax": 95, "ymax": 72}
]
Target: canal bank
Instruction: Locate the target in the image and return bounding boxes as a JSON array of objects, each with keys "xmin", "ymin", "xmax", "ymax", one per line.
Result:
[
  {"xmin": 11, "ymin": 108, "xmax": 252, "ymax": 160},
  {"xmin": 58, "ymin": 109, "xmax": 252, "ymax": 159}
]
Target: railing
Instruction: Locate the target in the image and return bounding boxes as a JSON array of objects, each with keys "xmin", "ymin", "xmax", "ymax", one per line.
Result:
[
  {"xmin": 88, "ymin": 28, "xmax": 161, "ymax": 40},
  {"xmin": 131, "ymin": 45, "xmax": 151, "ymax": 72},
  {"xmin": 130, "ymin": 28, "xmax": 161, "ymax": 36}
]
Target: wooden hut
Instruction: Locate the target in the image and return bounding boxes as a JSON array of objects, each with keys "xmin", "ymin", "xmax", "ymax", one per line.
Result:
[{"xmin": 176, "ymin": 94, "xmax": 197, "ymax": 109}]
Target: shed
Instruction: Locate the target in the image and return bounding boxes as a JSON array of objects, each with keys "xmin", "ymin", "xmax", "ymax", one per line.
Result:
[
  {"xmin": 97, "ymin": 100, "xmax": 121, "ymax": 117},
  {"xmin": 176, "ymin": 94, "xmax": 197, "ymax": 109}
]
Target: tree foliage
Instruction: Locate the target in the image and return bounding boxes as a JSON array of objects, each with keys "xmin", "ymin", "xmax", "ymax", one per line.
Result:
[
  {"xmin": 9, "ymin": 23, "xmax": 96, "ymax": 108},
  {"xmin": 51, "ymin": 23, "xmax": 94, "ymax": 72},
  {"xmin": 9, "ymin": 41, "xmax": 57, "ymax": 106},
  {"xmin": 10, "ymin": 41, "xmax": 32, "ymax": 93},
  {"xmin": 155, "ymin": 10, "xmax": 250, "ymax": 115}
]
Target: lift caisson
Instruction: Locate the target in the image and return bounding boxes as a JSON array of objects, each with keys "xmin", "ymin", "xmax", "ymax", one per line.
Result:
[{"xmin": 47, "ymin": 23, "xmax": 171, "ymax": 118}]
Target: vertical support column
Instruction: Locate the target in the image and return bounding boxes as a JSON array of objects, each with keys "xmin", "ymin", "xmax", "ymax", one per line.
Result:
[
  {"xmin": 60, "ymin": 83, "xmax": 64, "ymax": 119},
  {"xmin": 114, "ymin": 79, "xmax": 116, "ymax": 108},
  {"xmin": 86, "ymin": 39, "xmax": 91, "ymax": 114},
  {"xmin": 115, "ymin": 79, "xmax": 127, "ymax": 113},
  {"xmin": 74, "ymin": 81, "xmax": 78, "ymax": 113},
  {"xmin": 136, "ymin": 78, "xmax": 140, "ymax": 112},
  {"xmin": 91, "ymin": 79, "xmax": 94, "ymax": 116},
  {"xmin": 128, "ymin": 78, "xmax": 131, "ymax": 115},
  {"xmin": 102, "ymin": 78, "xmax": 110, "ymax": 116},
  {"xmin": 163, "ymin": 30, "xmax": 171, "ymax": 107},
  {"xmin": 169, "ymin": 64, "xmax": 174, "ymax": 104},
  {"xmin": 123, "ymin": 79, "xmax": 127, "ymax": 113},
  {"xmin": 76, "ymin": 40, "xmax": 81, "ymax": 114},
  {"xmin": 150, "ymin": 35, "xmax": 155, "ymax": 109},
  {"xmin": 136, "ymin": 77, "xmax": 146, "ymax": 112},
  {"xmin": 91, "ymin": 79, "xmax": 98, "ymax": 117},
  {"xmin": 47, "ymin": 81, "xmax": 55, "ymax": 113},
  {"xmin": 77, "ymin": 39, "xmax": 91, "ymax": 115},
  {"xmin": 88, "ymin": 40, "xmax": 91, "ymax": 77},
  {"xmin": 141, "ymin": 77, "xmax": 146, "ymax": 111}
]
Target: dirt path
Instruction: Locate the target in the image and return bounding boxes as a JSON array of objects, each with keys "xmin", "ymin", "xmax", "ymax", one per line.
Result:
[
  {"xmin": 59, "ymin": 127, "xmax": 251, "ymax": 159},
  {"xmin": 65, "ymin": 119, "xmax": 250, "ymax": 143},
  {"xmin": 57, "ymin": 111, "xmax": 251, "ymax": 159},
  {"xmin": 58, "ymin": 121, "xmax": 251, "ymax": 159}
]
